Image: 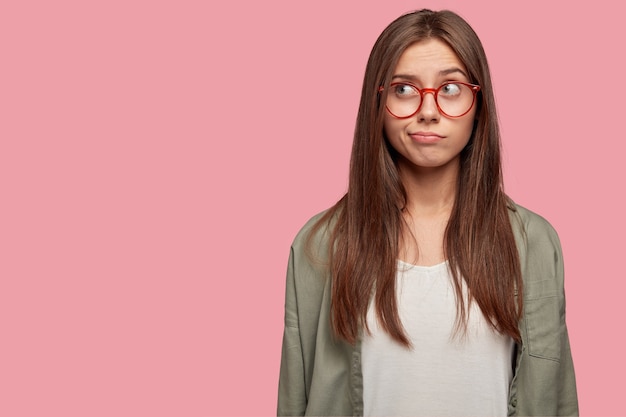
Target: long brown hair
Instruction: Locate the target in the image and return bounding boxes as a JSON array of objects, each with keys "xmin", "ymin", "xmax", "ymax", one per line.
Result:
[{"xmin": 312, "ymin": 9, "xmax": 523, "ymax": 347}]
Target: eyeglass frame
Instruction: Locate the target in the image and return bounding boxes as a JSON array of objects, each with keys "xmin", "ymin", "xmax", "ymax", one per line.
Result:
[{"xmin": 379, "ymin": 81, "xmax": 481, "ymax": 119}]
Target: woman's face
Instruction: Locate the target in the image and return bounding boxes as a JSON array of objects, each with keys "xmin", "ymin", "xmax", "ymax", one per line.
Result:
[{"xmin": 383, "ymin": 38, "xmax": 476, "ymax": 173}]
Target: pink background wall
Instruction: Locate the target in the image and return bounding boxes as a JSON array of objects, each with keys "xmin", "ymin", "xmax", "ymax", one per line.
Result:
[{"xmin": 2, "ymin": 0, "xmax": 623, "ymax": 415}]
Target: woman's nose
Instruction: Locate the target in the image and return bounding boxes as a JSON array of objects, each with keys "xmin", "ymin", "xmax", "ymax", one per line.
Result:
[{"xmin": 417, "ymin": 92, "xmax": 440, "ymax": 122}]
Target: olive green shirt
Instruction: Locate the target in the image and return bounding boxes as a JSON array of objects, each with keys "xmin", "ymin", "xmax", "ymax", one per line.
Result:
[{"xmin": 278, "ymin": 204, "xmax": 578, "ymax": 416}]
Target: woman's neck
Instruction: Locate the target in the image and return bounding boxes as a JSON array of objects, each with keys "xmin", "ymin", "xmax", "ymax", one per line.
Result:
[
  {"xmin": 398, "ymin": 157, "xmax": 459, "ymax": 218},
  {"xmin": 396, "ymin": 156, "xmax": 460, "ymax": 266}
]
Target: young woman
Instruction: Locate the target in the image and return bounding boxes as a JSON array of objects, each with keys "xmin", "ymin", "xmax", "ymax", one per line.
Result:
[{"xmin": 278, "ymin": 9, "xmax": 578, "ymax": 416}]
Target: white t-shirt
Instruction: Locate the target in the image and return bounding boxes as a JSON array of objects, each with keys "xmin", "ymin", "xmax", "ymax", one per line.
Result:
[{"xmin": 362, "ymin": 260, "xmax": 514, "ymax": 417}]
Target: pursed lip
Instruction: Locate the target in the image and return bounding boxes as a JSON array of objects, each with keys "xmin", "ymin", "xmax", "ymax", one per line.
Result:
[{"xmin": 409, "ymin": 131, "xmax": 444, "ymax": 144}]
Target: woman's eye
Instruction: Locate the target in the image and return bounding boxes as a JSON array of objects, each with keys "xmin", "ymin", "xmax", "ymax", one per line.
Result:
[
  {"xmin": 394, "ymin": 84, "xmax": 417, "ymax": 96},
  {"xmin": 440, "ymin": 83, "xmax": 461, "ymax": 96}
]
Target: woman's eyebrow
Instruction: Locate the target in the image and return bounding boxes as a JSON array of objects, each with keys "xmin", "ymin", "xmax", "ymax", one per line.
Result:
[
  {"xmin": 439, "ymin": 67, "xmax": 468, "ymax": 78},
  {"xmin": 391, "ymin": 74, "xmax": 418, "ymax": 81},
  {"xmin": 391, "ymin": 68, "xmax": 468, "ymax": 81}
]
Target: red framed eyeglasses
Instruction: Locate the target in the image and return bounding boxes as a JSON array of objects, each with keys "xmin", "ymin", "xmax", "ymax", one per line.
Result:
[{"xmin": 379, "ymin": 81, "xmax": 481, "ymax": 119}]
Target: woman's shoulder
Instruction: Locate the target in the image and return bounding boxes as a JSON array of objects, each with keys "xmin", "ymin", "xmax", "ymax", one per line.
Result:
[
  {"xmin": 290, "ymin": 207, "xmax": 337, "ymax": 251},
  {"xmin": 508, "ymin": 201, "xmax": 564, "ymax": 285},
  {"xmin": 286, "ymin": 208, "xmax": 339, "ymax": 275},
  {"xmin": 292, "ymin": 209, "xmax": 329, "ymax": 242},
  {"xmin": 508, "ymin": 201, "xmax": 561, "ymax": 246}
]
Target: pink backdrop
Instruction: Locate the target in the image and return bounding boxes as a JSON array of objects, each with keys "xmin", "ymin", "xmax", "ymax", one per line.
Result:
[{"xmin": 1, "ymin": 0, "xmax": 623, "ymax": 415}]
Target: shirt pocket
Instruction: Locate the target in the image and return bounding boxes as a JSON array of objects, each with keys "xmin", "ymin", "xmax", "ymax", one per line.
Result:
[{"xmin": 524, "ymin": 279, "xmax": 561, "ymax": 362}]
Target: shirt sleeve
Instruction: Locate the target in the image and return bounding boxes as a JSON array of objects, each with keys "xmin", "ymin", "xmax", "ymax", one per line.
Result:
[
  {"xmin": 509, "ymin": 205, "xmax": 579, "ymax": 416},
  {"xmin": 277, "ymin": 247, "xmax": 307, "ymax": 416},
  {"xmin": 552, "ymin": 229, "xmax": 579, "ymax": 415}
]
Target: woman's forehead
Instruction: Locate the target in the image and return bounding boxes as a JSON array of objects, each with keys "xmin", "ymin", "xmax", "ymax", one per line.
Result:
[{"xmin": 393, "ymin": 39, "xmax": 467, "ymax": 78}]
